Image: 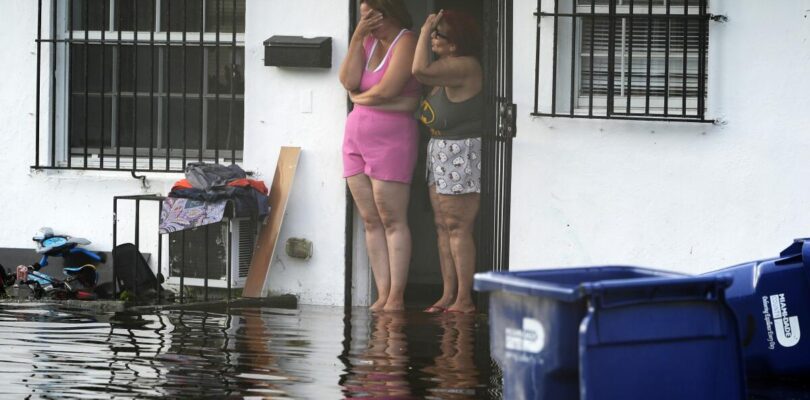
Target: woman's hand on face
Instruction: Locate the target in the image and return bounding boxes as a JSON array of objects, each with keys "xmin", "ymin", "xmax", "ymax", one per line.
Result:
[
  {"xmin": 355, "ymin": 9, "xmax": 384, "ymax": 38},
  {"xmin": 421, "ymin": 10, "xmax": 444, "ymax": 32}
]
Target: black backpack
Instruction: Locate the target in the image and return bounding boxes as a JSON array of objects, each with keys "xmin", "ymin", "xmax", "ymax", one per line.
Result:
[
  {"xmin": 112, "ymin": 243, "xmax": 162, "ymax": 296},
  {"xmin": 0, "ymin": 263, "xmax": 13, "ymax": 296}
]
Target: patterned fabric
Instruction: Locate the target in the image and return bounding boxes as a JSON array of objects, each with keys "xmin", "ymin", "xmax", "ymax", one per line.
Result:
[
  {"xmin": 427, "ymin": 137, "xmax": 482, "ymax": 195},
  {"xmin": 159, "ymin": 197, "xmax": 227, "ymax": 234}
]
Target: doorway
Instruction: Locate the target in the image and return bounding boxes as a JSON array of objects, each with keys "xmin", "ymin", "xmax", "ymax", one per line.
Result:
[
  {"xmin": 404, "ymin": 0, "xmax": 486, "ymax": 309},
  {"xmin": 346, "ymin": 0, "xmax": 514, "ymax": 309}
]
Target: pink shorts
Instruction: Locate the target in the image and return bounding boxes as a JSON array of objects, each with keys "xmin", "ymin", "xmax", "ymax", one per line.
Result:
[{"xmin": 343, "ymin": 106, "xmax": 418, "ymax": 184}]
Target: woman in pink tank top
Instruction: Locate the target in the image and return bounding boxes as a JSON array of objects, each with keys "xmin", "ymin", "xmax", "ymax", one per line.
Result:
[{"xmin": 338, "ymin": 0, "xmax": 421, "ymax": 311}]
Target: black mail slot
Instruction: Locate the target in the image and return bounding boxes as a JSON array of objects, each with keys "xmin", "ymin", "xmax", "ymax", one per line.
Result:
[{"xmin": 264, "ymin": 36, "xmax": 332, "ymax": 68}]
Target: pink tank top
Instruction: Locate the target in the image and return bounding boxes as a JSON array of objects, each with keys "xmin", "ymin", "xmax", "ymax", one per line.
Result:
[{"xmin": 359, "ymin": 29, "xmax": 421, "ymax": 97}]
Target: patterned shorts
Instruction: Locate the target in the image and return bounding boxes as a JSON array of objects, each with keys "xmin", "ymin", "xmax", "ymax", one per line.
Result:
[{"xmin": 426, "ymin": 137, "xmax": 482, "ymax": 195}]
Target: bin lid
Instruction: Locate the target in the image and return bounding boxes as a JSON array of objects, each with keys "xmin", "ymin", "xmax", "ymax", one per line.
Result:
[
  {"xmin": 778, "ymin": 238, "xmax": 810, "ymax": 289},
  {"xmin": 263, "ymin": 35, "xmax": 331, "ymax": 47},
  {"xmin": 473, "ymin": 266, "xmax": 728, "ymax": 302}
]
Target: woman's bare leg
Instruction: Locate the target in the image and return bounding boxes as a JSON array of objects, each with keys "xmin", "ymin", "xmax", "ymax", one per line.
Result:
[
  {"xmin": 438, "ymin": 192, "xmax": 480, "ymax": 313},
  {"xmin": 370, "ymin": 178, "xmax": 412, "ymax": 311},
  {"xmin": 348, "ymin": 174, "xmax": 390, "ymax": 311},
  {"xmin": 427, "ymin": 184, "xmax": 457, "ymax": 312}
]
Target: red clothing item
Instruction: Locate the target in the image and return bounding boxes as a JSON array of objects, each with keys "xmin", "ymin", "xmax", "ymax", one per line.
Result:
[
  {"xmin": 228, "ymin": 178, "xmax": 269, "ymax": 195},
  {"xmin": 171, "ymin": 178, "xmax": 268, "ymax": 195}
]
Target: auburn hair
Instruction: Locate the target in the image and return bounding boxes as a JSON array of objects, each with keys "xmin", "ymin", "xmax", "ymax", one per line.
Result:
[{"xmin": 440, "ymin": 10, "xmax": 481, "ymax": 59}]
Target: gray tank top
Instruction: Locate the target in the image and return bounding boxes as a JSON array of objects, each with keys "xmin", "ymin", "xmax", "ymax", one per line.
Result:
[{"xmin": 417, "ymin": 87, "xmax": 483, "ymax": 139}]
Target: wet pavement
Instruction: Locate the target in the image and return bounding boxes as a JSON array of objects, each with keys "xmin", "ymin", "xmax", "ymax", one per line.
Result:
[
  {"xmin": 0, "ymin": 302, "xmax": 807, "ymax": 399},
  {"xmin": 0, "ymin": 302, "xmax": 499, "ymax": 399}
]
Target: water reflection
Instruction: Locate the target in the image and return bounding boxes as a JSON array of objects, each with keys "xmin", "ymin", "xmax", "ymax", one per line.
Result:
[
  {"xmin": 422, "ymin": 312, "xmax": 480, "ymax": 399},
  {"xmin": 343, "ymin": 311, "xmax": 414, "ymax": 399},
  {"xmin": 0, "ymin": 303, "xmax": 500, "ymax": 399},
  {"xmin": 341, "ymin": 309, "xmax": 498, "ymax": 399},
  {"xmin": 1, "ymin": 302, "xmax": 807, "ymax": 399}
]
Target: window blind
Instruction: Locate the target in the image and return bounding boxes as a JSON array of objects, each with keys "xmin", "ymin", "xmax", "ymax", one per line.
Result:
[{"xmin": 580, "ymin": 15, "xmax": 706, "ymax": 100}]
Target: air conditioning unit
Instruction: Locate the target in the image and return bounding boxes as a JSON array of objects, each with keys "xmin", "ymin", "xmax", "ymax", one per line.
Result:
[{"xmin": 164, "ymin": 217, "xmax": 258, "ymax": 288}]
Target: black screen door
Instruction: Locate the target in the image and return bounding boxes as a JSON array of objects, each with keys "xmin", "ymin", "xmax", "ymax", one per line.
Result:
[{"xmin": 479, "ymin": 0, "xmax": 516, "ymax": 273}]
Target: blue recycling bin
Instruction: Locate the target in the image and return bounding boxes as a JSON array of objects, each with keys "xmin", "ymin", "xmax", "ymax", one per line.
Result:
[
  {"xmin": 475, "ymin": 266, "xmax": 747, "ymax": 400},
  {"xmin": 705, "ymin": 238, "xmax": 810, "ymax": 377}
]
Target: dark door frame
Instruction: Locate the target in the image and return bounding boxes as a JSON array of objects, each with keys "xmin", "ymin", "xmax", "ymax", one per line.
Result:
[{"xmin": 478, "ymin": 0, "xmax": 516, "ymax": 274}]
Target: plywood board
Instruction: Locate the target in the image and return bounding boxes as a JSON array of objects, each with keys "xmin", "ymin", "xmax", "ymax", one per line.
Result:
[{"xmin": 243, "ymin": 147, "xmax": 301, "ymax": 298}]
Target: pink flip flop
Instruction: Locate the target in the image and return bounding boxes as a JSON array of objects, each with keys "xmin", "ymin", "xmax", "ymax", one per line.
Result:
[
  {"xmin": 444, "ymin": 308, "xmax": 476, "ymax": 314},
  {"xmin": 423, "ymin": 305, "xmax": 447, "ymax": 313}
]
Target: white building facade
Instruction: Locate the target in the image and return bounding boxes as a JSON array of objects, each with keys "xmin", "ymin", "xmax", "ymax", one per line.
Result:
[{"xmin": 1, "ymin": 0, "xmax": 808, "ymax": 306}]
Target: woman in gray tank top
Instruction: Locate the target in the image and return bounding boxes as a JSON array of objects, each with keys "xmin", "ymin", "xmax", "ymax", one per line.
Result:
[{"xmin": 412, "ymin": 9, "xmax": 482, "ymax": 314}]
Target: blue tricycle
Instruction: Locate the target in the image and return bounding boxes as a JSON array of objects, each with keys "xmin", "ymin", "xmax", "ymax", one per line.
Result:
[{"xmin": 18, "ymin": 227, "xmax": 105, "ymax": 300}]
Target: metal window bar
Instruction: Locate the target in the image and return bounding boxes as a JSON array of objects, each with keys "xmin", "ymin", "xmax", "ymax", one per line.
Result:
[
  {"xmin": 182, "ymin": 0, "xmax": 188, "ymax": 167},
  {"xmin": 697, "ymin": 0, "xmax": 707, "ymax": 120},
  {"xmin": 116, "ymin": 1, "xmax": 122, "ymax": 169},
  {"xmin": 625, "ymin": 0, "xmax": 634, "ymax": 115},
  {"xmin": 83, "ymin": 0, "xmax": 89, "ymax": 168},
  {"xmin": 36, "ymin": 0, "xmax": 43, "ymax": 168},
  {"xmin": 215, "ymin": 0, "xmax": 221, "ymax": 163},
  {"xmin": 149, "ymin": 1, "xmax": 155, "ymax": 170},
  {"xmin": 166, "ymin": 0, "xmax": 172, "ymax": 170},
  {"xmin": 33, "ymin": 0, "xmax": 246, "ymax": 173},
  {"xmin": 644, "ymin": 0, "xmax": 652, "ymax": 114},
  {"xmin": 606, "ymin": 0, "xmax": 616, "ymax": 116},
  {"xmin": 569, "ymin": 1, "xmax": 577, "ymax": 117},
  {"xmin": 100, "ymin": 0, "xmax": 106, "ymax": 167},
  {"xmin": 132, "ymin": 0, "xmax": 138, "ymax": 170},
  {"xmin": 663, "ymin": 0, "xmax": 671, "ymax": 116},
  {"xmin": 67, "ymin": 0, "xmax": 73, "ymax": 168},
  {"xmin": 533, "ymin": 0, "xmax": 712, "ymax": 122},
  {"xmin": 533, "ymin": 0, "xmax": 541, "ymax": 114},
  {"xmin": 50, "ymin": 0, "xmax": 57, "ymax": 166},
  {"xmin": 551, "ymin": 0, "xmax": 559, "ymax": 114},
  {"xmin": 588, "ymin": 0, "xmax": 595, "ymax": 116},
  {"xmin": 682, "ymin": 0, "xmax": 688, "ymax": 116},
  {"xmin": 199, "ymin": 2, "xmax": 205, "ymax": 164},
  {"xmin": 230, "ymin": 0, "xmax": 237, "ymax": 163}
]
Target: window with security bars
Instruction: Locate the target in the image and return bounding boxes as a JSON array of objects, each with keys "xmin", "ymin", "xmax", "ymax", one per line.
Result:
[
  {"xmin": 34, "ymin": 0, "xmax": 246, "ymax": 172},
  {"xmin": 532, "ymin": 0, "xmax": 712, "ymax": 122}
]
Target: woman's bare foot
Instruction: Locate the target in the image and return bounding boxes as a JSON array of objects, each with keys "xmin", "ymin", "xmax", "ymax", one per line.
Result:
[
  {"xmin": 383, "ymin": 298, "xmax": 405, "ymax": 311},
  {"xmin": 370, "ymin": 298, "xmax": 387, "ymax": 311}
]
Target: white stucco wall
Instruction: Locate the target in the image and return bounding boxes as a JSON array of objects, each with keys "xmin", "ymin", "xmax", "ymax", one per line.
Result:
[
  {"xmin": 0, "ymin": 1, "xmax": 349, "ymax": 306},
  {"xmin": 509, "ymin": 0, "xmax": 810, "ymax": 273},
  {"xmin": 244, "ymin": 0, "xmax": 348, "ymax": 305}
]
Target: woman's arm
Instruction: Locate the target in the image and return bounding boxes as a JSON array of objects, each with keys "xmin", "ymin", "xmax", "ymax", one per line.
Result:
[
  {"xmin": 339, "ymin": 11, "xmax": 383, "ymax": 91},
  {"xmin": 413, "ymin": 56, "xmax": 474, "ymax": 88},
  {"xmin": 350, "ymin": 92, "xmax": 419, "ymax": 112},
  {"xmin": 348, "ymin": 33, "xmax": 418, "ymax": 106}
]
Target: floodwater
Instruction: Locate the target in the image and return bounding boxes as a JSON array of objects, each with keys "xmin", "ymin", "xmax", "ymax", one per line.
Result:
[
  {"xmin": 0, "ymin": 302, "xmax": 500, "ymax": 399},
  {"xmin": 0, "ymin": 301, "xmax": 807, "ymax": 399}
]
